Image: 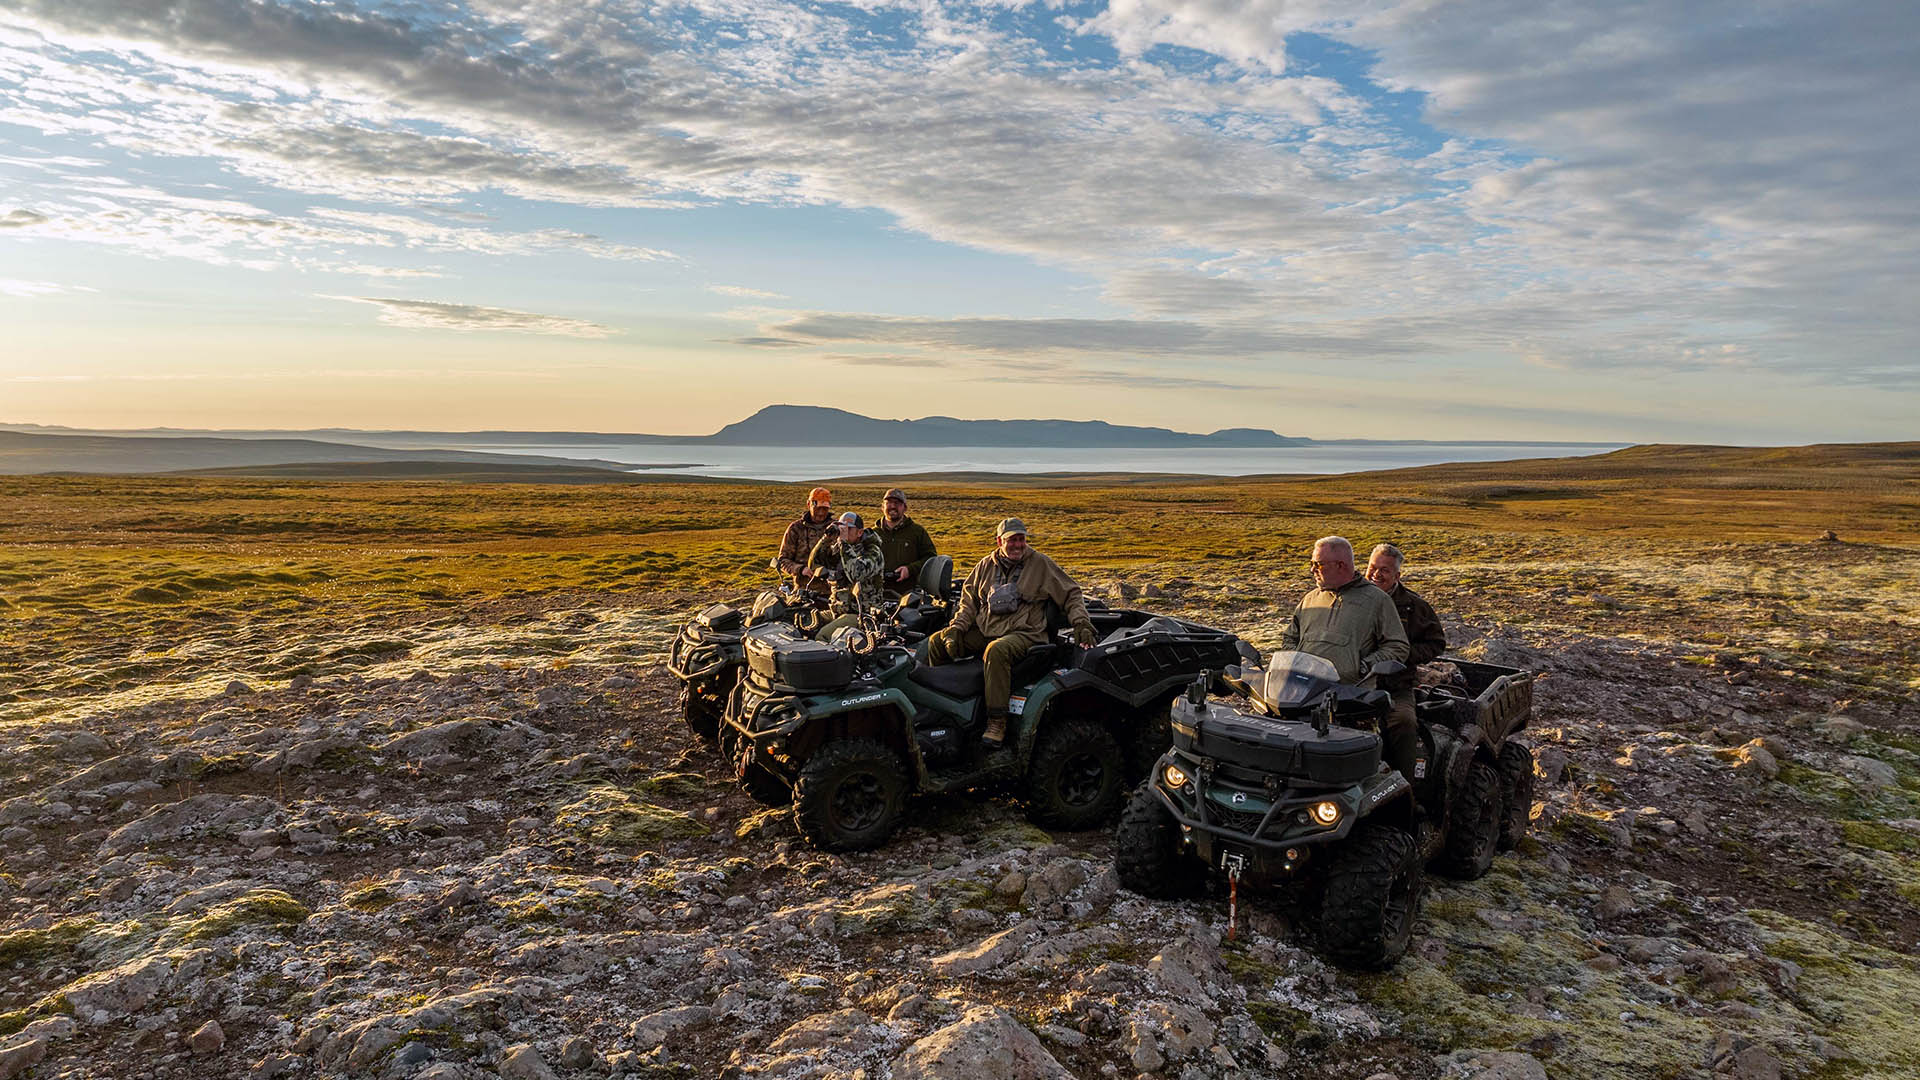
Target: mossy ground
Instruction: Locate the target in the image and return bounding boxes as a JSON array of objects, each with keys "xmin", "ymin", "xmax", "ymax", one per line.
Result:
[{"xmin": 552, "ymin": 786, "xmax": 708, "ymax": 849}]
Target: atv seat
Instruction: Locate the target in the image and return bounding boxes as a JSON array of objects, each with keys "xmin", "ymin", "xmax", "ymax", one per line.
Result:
[
  {"xmin": 908, "ymin": 645, "xmax": 1067, "ymax": 703},
  {"xmin": 910, "ymin": 658, "xmax": 985, "ymax": 698}
]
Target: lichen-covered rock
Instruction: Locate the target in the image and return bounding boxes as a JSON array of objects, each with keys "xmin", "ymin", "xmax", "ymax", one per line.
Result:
[
  {"xmin": 1440, "ymin": 1049, "xmax": 1548, "ymax": 1079},
  {"xmin": 63, "ymin": 953, "xmax": 175, "ymax": 1023},
  {"xmin": 628, "ymin": 1004, "xmax": 710, "ymax": 1048},
  {"xmin": 0, "ymin": 1037, "xmax": 47, "ymax": 1080},
  {"xmin": 102, "ymin": 793, "xmax": 278, "ymax": 851},
  {"xmin": 930, "ymin": 924, "xmax": 1038, "ymax": 977},
  {"xmin": 893, "ymin": 1005, "xmax": 1073, "ymax": 1080},
  {"xmin": 186, "ymin": 1019, "xmax": 225, "ymax": 1054},
  {"xmin": 499, "ymin": 1042, "xmax": 556, "ymax": 1080}
]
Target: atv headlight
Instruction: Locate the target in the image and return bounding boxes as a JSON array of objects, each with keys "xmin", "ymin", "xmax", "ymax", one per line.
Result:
[
  {"xmin": 1309, "ymin": 800, "xmax": 1341, "ymax": 827},
  {"xmin": 1163, "ymin": 763, "xmax": 1190, "ymax": 790}
]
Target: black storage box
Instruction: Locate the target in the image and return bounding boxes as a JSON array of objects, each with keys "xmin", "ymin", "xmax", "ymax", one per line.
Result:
[
  {"xmin": 1175, "ymin": 702, "xmax": 1380, "ymax": 785},
  {"xmin": 697, "ymin": 603, "xmax": 744, "ymax": 634},
  {"xmin": 744, "ymin": 623, "xmax": 855, "ymax": 690}
]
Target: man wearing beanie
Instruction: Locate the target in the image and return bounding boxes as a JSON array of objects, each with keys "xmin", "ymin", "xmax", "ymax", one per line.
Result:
[
  {"xmin": 874, "ymin": 488, "xmax": 937, "ymax": 591},
  {"xmin": 776, "ymin": 487, "xmax": 837, "ymax": 594},
  {"xmin": 928, "ymin": 517, "xmax": 1098, "ymax": 747}
]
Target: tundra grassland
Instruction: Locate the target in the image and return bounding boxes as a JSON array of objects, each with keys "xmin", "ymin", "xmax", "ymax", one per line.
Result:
[{"xmin": 1, "ymin": 442, "xmax": 1918, "ymax": 1080}]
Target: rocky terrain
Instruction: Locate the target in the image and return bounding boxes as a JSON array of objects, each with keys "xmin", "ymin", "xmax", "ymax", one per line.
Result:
[{"xmin": 3, "ymin": 553, "xmax": 1918, "ymax": 1080}]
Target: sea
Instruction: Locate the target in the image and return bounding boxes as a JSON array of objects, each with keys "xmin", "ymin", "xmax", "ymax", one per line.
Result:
[{"xmin": 360, "ymin": 441, "xmax": 1630, "ymax": 482}]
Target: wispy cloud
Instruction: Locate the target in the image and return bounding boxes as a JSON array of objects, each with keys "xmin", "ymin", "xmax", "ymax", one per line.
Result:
[
  {"xmin": 0, "ymin": 0, "xmax": 1915, "ymax": 418},
  {"xmin": 322, "ymin": 296, "xmax": 619, "ymax": 338},
  {"xmin": 709, "ymin": 284, "xmax": 786, "ymax": 299},
  {"xmin": 0, "ymin": 277, "xmax": 94, "ymax": 297}
]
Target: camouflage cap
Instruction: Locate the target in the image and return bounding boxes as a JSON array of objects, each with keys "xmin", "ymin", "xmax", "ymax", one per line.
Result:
[
  {"xmin": 808, "ymin": 486, "xmax": 832, "ymax": 505},
  {"xmin": 883, "ymin": 488, "xmax": 907, "ymax": 504},
  {"xmin": 995, "ymin": 517, "xmax": 1028, "ymax": 539}
]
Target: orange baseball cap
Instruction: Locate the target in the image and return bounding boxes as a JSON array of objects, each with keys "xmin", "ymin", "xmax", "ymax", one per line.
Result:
[{"xmin": 808, "ymin": 487, "xmax": 832, "ymax": 504}]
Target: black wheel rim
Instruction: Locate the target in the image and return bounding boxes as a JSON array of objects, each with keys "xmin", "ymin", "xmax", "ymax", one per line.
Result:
[
  {"xmin": 1059, "ymin": 752, "xmax": 1108, "ymax": 807},
  {"xmin": 831, "ymin": 771, "xmax": 888, "ymax": 833},
  {"xmin": 1383, "ymin": 865, "xmax": 1415, "ymax": 940}
]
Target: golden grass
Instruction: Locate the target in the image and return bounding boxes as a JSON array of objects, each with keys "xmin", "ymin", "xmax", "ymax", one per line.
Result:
[{"xmin": 1, "ymin": 442, "xmax": 1915, "ymax": 715}]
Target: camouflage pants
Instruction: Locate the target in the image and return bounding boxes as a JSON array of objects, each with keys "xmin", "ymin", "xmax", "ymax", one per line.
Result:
[{"xmin": 926, "ymin": 627, "xmax": 1042, "ymax": 715}]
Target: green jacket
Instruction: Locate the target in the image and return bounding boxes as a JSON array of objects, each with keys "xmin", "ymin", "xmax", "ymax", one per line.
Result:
[
  {"xmin": 874, "ymin": 515, "xmax": 937, "ymax": 587},
  {"xmin": 951, "ymin": 549, "xmax": 1096, "ymax": 643},
  {"xmin": 1281, "ymin": 576, "xmax": 1408, "ymax": 684}
]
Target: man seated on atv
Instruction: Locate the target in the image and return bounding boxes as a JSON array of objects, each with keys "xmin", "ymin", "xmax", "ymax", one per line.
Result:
[
  {"xmin": 874, "ymin": 487, "xmax": 937, "ymax": 593},
  {"xmin": 927, "ymin": 517, "xmax": 1099, "ymax": 747},
  {"xmin": 806, "ymin": 512, "xmax": 888, "ymax": 638},
  {"xmin": 776, "ymin": 487, "xmax": 837, "ymax": 594},
  {"xmin": 1365, "ymin": 543, "xmax": 1448, "ymax": 778},
  {"xmin": 1282, "ymin": 536, "xmax": 1414, "ymax": 780}
]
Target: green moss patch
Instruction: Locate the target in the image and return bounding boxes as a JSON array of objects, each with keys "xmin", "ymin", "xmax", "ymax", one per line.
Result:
[
  {"xmin": 834, "ymin": 883, "xmax": 940, "ymax": 937},
  {"xmin": 0, "ymin": 918, "xmax": 94, "ymax": 967},
  {"xmin": 341, "ymin": 883, "xmax": 398, "ymax": 912},
  {"xmin": 553, "ymin": 786, "xmax": 707, "ymax": 848},
  {"xmin": 1750, "ymin": 908, "xmax": 1920, "ymax": 1073},
  {"xmin": 1840, "ymin": 820, "xmax": 1920, "ymax": 854},
  {"xmin": 635, "ymin": 772, "xmax": 707, "ymax": 798},
  {"xmin": 177, "ymin": 889, "xmax": 310, "ymax": 942}
]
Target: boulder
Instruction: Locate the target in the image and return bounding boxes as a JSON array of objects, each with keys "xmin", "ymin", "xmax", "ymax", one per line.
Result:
[
  {"xmin": 0, "ymin": 1038, "xmax": 46, "ymax": 1080},
  {"xmin": 930, "ymin": 924, "xmax": 1039, "ymax": 977},
  {"xmin": 893, "ymin": 1006, "xmax": 1073, "ymax": 1080},
  {"xmin": 1731, "ymin": 741, "xmax": 1778, "ymax": 782},
  {"xmin": 1816, "ymin": 716, "xmax": 1866, "ymax": 744},
  {"xmin": 767, "ymin": 1009, "xmax": 873, "ymax": 1052},
  {"xmin": 65, "ymin": 953, "xmax": 174, "ymax": 1023},
  {"xmin": 103, "ymin": 794, "xmax": 278, "ymax": 851},
  {"xmin": 1836, "ymin": 754, "xmax": 1899, "ymax": 790},
  {"xmin": 1440, "ymin": 1049, "xmax": 1548, "ymax": 1080},
  {"xmin": 499, "ymin": 1043, "xmax": 556, "ymax": 1080},
  {"xmin": 628, "ymin": 1005, "xmax": 710, "ymax": 1048},
  {"xmin": 187, "ymin": 1020, "xmax": 225, "ymax": 1054}
]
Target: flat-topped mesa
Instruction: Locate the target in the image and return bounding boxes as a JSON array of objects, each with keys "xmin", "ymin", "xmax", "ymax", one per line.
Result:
[{"xmin": 705, "ymin": 405, "xmax": 1306, "ymax": 448}]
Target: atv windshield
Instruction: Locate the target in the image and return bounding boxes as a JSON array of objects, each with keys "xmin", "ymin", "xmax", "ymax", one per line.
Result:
[{"xmin": 1262, "ymin": 650, "xmax": 1344, "ymax": 707}]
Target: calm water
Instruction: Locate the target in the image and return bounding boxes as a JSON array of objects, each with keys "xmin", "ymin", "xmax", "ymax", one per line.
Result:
[{"xmin": 360, "ymin": 441, "xmax": 1628, "ymax": 481}]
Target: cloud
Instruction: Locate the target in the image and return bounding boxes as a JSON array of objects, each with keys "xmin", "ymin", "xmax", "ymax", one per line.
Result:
[
  {"xmin": 323, "ymin": 296, "xmax": 619, "ymax": 338},
  {"xmin": 0, "ymin": 209, "xmax": 49, "ymax": 228},
  {"xmin": 709, "ymin": 284, "xmax": 786, "ymax": 298},
  {"xmin": 0, "ymin": 278, "xmax": 94, "ymax": 297},
  {"xmin": 0, "ymin": 0, "xmax": 1915, "ymax": 396}
]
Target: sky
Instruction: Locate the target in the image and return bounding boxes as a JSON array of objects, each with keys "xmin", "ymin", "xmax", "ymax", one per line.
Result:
[{"xmin": 1, "ymin": 0, "xmax": 1916, "ymax": 442}]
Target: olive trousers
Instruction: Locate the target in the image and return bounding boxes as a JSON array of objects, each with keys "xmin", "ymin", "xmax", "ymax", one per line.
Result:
[
  {"xmin": 1386, "ymin": 689, "xmax": 1421, "ymax": 785},
  {"xmin": 926, "ymin": 626, "xmax": 1042, "ymax": 714}
]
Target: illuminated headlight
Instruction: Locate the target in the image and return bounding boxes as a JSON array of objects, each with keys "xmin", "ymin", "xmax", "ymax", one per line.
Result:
[
  {"xmin": 1309, "ymin": 800, "xmax": 1341, "ymax": 827},
  {"xmin": 1162, "ymin": 763, "xmax": 1190, "ymax": 789}
]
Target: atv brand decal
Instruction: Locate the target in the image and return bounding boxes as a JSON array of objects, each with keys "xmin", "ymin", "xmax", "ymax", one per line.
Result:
[{"xmin": 844, "ymin": 693, "xmax": 888, "ymax": 707}]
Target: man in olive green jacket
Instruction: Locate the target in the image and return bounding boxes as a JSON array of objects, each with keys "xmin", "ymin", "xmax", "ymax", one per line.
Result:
[
  {"xmin": 874, "ymin": 488, "xmax": 937, "ymax": 591},
  {"xmin": 1282, "ymin": 536, "xmax": 1413, "ymax": 779},
  {"xmin": 928, "ymin": 517, "xmax": 1099, "ymax": 746}
]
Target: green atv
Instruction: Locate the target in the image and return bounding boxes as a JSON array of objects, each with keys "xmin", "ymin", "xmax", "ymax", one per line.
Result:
[
  {"xmin": 667, "ymin": 555, "xmax": 957, "ymax": 741},
  {"xmin": 1114, "ymin": 651, "xmax": 1536, "ymax": 970},
  {"xmin": 718, "ymin": 604, "xmax": 1254, "ymax": 851}
]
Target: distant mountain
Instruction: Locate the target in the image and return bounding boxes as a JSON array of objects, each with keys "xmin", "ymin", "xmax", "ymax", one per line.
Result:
[
  {"xmin": 706, "ymin": 406, "xmax": 1309, "ymax": 447},
  {"xmin": 0, "ymin": 431, "xmax": 649, "ymax": 475}
]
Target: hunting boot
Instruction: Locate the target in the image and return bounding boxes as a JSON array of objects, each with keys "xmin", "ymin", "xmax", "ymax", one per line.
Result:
[{"xmin": 983, "ymin": 711, "xmax": 1008, "ymax": 747}]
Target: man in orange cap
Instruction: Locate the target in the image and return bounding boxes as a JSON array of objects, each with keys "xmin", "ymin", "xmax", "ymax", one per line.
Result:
[{"xmin": 776, "ymin": 487, "xmax": 837, "ymax": 593}]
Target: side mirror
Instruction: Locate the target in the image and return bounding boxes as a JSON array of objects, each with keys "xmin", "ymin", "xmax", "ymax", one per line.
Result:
[
  {"xmin": 767, "ymin": 557, "xmax": 782, "ymax": 571},
  {"xmin": 1371, "ymin": 660, "xmax": 1407, "ymax": 679},
  {"xmin": 1235, "ymin": 640, "xmax": 1262, "ymax": 666}
]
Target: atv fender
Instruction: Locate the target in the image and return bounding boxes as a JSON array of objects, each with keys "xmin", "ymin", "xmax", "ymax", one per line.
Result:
[{"xmin": 797, "ymin": 691, "xmax": 926, "ymax": 781}]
